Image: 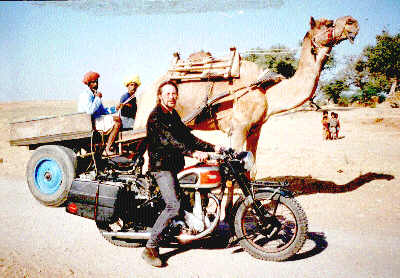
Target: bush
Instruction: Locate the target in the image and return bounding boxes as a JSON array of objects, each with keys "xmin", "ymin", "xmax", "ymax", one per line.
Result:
[
  {"xmin": 362, "ymin": 86, "xmax": 379, "ymax": 102},
  {"xmin": 378, "ymin": 94, "xmax": 387, "ymax": 103}
]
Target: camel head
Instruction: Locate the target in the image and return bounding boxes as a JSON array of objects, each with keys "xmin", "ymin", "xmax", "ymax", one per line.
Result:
[
  {"xmin": 333, "ymin": 16, "xmax": 359, "ymax": 44},
  {"xmin": 307, "ymin": 16, "xmax": 359, "ymax": 52}
]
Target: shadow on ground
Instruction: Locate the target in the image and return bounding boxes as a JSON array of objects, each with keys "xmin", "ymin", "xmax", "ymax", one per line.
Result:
[
  {"xmin": 231, "ymin": 231, "xmax": 328, "ymax": 261},
  {"xmin": 161, "ymin": 172, "xmax": 394, "ymax": 265},
  {"xmin": 259, "ymin": 172, "xmax": 394, "ymax": 196},
  {"xmin": 288, "ymin": 232, "xmax": 328, "ymax": 261},
  {"xmin": 161, "ymin": 230, "xmax": 328, "ymax": 264}
]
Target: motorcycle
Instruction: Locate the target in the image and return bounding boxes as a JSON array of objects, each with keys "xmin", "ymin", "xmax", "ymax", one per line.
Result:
[{"xmin": 65, "ymin": 148, "xmax": 308, "ymax": 261}]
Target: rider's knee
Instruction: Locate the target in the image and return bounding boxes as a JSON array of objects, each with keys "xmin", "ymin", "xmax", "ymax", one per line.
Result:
[{"xmin": 167, "ymin": 201, "xmax": 180, "ymax": 217}]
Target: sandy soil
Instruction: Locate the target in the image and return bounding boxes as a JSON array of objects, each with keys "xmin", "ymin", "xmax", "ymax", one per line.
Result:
[{"xmin": 0, "ymin": 100, "xmax": 399, "ymax": 277}]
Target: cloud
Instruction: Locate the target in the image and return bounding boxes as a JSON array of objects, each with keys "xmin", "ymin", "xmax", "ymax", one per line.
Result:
[{"xmin": 32, "ymin": 0, "xmax": 284, "ymax": 16}]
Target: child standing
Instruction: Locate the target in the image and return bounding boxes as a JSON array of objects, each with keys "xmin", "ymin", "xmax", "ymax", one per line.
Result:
[
  {"xmin": 322, "ymin": 111, "xmax": 330, "ymax": 140},
  {"xmin": 329, "ymin": 112, "xmax": 340, "ymax": 140}
]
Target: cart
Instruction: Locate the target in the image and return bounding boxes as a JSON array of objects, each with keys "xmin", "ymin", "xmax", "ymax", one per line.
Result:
[{"xmin": 9, "ymin": 112, "xmax": 146, "ymax": 206}]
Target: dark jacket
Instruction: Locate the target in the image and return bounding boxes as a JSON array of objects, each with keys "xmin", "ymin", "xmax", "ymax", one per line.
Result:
[
  {"xmin": 120, "ymin": 92, "xmax": 137, "ymax": 118},
  {"xmin": 146, "ymin": 105, "xmax": 215, "ymax": 173}
]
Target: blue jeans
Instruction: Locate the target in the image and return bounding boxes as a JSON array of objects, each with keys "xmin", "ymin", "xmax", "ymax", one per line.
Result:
[
  {"xmin": 120, "ymin": 115, "xmax": 134, "ymax": 129},
  {"xmin": 146, "ymin": 171, "xmax": 180, "ymax": 248}
]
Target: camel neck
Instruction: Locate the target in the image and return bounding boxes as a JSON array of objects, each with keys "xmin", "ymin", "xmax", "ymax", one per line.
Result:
[
  {"xmin": 292, "ymin": 35, "xmax": 331, "ymax": 94},
  {"xmin": 297, "ymin": 35, "xmax": 331, "ymax": 75},
  {"xmin": 265, "ymin": 35, "xmax": 332, "ymax": 116}
]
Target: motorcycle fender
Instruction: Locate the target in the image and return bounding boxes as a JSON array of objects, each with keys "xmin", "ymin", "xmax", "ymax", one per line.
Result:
[
  {"xmin": 255, "ymin": 187, "xmax": 293, "ymax": 198},
  {"xmin": 242, "ymin": 192, "xmax": 281, "ymax": 207}
]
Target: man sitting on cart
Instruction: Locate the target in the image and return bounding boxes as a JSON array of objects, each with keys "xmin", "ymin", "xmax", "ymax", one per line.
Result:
[
  {"xmin": 78, "ymin": 71, "xmax": 121, "ymax": 155},
  {"xmin": 116, "ymin": 74, "xmax": 140, "ymax": 130}
]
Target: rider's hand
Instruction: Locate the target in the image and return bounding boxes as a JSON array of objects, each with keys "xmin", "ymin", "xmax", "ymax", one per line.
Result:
[
  {"xmin": 214, "ymin": 145, "xmax": 225, "ymax": 154},
  {"xmin": 95, "ymin": 91, "xmax": 102, "ymax": 98},
  {"xmin": 193, "ymin": 151, "xmax": 208, "ymax": 162}
]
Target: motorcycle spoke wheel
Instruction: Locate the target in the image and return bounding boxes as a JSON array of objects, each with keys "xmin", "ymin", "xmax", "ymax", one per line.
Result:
[
  {"xmin": 243, "ymin": 203, "xmax": 296, "ymax": 251},
  {"xmin": 234, "ymin": 193, "xmax": 308, "ymax": 261}
]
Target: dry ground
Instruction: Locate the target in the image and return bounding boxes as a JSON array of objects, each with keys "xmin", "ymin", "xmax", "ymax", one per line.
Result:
[{"xmin": 0, "ymin": 100, "xmax": 399, "ymax": 277}]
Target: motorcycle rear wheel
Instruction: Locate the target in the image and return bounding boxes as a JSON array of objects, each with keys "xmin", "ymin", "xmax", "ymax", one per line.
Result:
[{"xmin": 234, "ymin": 192, "xmax": 308, "ymax": 261}]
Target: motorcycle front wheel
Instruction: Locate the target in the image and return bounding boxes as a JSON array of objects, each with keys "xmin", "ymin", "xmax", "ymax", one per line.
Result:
[{"xmin": 234, "ymin": 192, "xmax": 308, "ymax": 261}]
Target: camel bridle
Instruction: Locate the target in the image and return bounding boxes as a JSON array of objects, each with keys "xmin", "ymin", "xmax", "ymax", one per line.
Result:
[
  {"xmin": 311, "ymin": 26, "xmax": 336, "ymax": 53},
  {"xmin": 311, "ymin": 19, "xmax": 355, "ymax": 54}
]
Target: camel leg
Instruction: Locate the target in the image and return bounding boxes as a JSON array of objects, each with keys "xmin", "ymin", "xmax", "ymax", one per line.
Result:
[
  {"xmin": 225, "ymin": 124, "xmax": 247, "ymax": 221},
  {"xmin": 229, "ymin": 123, "xmax": 248, "ymax": 151},
  {"xmin": 246, "ymin": 124, "xmax": 262, "ymax": 179},
  {"xmin": 225, "ymin": 124, "xmax": 262, "ymax": 225},
  {"xmin": 224, "ymin": 90, "xmax": 266, "ymax": 224}
]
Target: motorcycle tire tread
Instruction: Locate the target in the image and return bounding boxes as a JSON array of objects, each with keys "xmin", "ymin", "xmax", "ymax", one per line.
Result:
[{"xmin": 233, "ymin": 192, "xmax": 308, "ymax": 261}]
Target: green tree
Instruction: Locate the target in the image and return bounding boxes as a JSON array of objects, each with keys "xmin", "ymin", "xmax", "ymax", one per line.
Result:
[
  {"xmin": 340, "ymin": 55, "xmax": 368, "ymax": 90},
  {"xmin": 243, "ymin": 45, "xmax": 298, "ymax": 78},
  {"xmin": 323, "ymin": 50, "xmax": 337, "ymax": 71},
  {"xmin": 338, "ymin": 31, "xmax": 399, "ymax": 104},
  {"xmin": 244, "ymin": 46, "xmax": 337, "ymax": 78},
  {"xmin": 363, "ymin": 31, "xmax": 400, "ymax": 95},
  {"xmin": 320, "ymin": 79, "xmax": 349, "ymax": 104}
]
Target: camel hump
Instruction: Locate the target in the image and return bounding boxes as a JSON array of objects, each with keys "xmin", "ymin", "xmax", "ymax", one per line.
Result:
[{"xmin": 251, "ymin": 68, "xmax": 286, "ymax": 89}]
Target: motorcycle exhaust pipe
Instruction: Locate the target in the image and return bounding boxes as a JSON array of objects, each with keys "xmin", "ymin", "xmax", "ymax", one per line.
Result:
[
  {"xmin": 102, "ymin": 231, "xmax": 151, "ymax": 240},
  {"xmin": 102, "ymin": 222, "xmax": 218, "ymax": 243},
  {"xmin": 103, "ymin": 195, "xmax": 222, "ymax": 243}
]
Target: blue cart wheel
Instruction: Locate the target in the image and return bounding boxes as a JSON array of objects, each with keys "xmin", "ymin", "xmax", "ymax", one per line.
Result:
[
  {"xmin": 26, "ymin": 145, "xmax": 76, "ymax": 207},
  {"xmin": 34, "ymin": 158, "xmax": 63, "ymax": 195}
]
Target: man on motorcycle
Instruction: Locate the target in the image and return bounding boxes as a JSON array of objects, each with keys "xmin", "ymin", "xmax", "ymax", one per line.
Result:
[{"xmin": 142, "ymin": 80, "xmax": 223, "ymax": 267}]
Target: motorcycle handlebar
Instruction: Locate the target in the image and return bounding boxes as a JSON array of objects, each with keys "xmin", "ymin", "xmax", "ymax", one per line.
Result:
[
  {"xmin": 188, "ymin": 148, "xmax": 234, "ymax": 161},
  {"xmin": 206, "ymin": 148, "xmax": 235, "ymax": 160},
  {"xmin": 207, "ymin": 152, "xmax": 224, "ymax": 161}
]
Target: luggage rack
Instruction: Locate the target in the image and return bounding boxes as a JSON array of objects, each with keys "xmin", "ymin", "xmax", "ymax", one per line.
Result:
[
  {"xmin": 167, "ymin": 47, "xmax": 240, "ymax": 81},
  {"xmin": 250, "ymin": 180, "xmax": 289, "ymax": 187}
]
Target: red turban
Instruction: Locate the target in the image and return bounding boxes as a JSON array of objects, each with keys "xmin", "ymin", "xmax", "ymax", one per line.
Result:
[{"xmin": 82, "ymin": 71, "xmax": 100, "ymax": 85}]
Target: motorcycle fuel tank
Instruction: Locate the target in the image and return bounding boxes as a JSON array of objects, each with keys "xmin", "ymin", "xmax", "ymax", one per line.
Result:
[{"xmin": 178, "ymin": 164, "xmax": 221, "ymax": 189}]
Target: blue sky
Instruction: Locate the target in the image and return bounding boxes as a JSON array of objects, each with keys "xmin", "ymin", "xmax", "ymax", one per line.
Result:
[{"xmin": 1, "ymin": 0, "xmax": 400, "ymax": 102}]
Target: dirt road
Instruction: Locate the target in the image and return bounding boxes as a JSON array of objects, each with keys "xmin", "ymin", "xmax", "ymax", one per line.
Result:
[
  {"xmin": 1, "ymin": 103, "xmax": 400, "ymax": 277},
  {"xmin": 0, "ymin": 175, "xmax": 399, "ymax": 278}
]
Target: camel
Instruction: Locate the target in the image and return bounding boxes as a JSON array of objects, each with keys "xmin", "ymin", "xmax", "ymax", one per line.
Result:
[
  {"xmin": 135, "ymin": 15, "xmax": 359, "ymax": 159},
  {"xmin": 133, "ymin": 16, "xmax": 359, "ymax": 214}
]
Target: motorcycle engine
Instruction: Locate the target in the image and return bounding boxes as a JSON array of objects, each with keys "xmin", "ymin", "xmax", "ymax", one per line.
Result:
[
  {"xmin": 119, "ymin": 175, "xmax": 152, "ymax": 200},
  {"xmin": 184, "ymin": 211, "xmax": 205, "ymax": 233}
]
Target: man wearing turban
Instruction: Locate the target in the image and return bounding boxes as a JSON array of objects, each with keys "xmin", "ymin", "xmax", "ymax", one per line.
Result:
[{"xmin": 78, "ymin": 71, "xmax": 121, "ymax": 155}]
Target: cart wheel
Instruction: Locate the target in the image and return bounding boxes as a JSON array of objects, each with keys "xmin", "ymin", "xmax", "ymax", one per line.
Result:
[{"xmin": 26, "ymin": 145, "xmax": 76, "ymax": 207}]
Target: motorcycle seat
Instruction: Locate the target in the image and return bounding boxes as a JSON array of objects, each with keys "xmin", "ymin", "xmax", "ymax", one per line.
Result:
[{"xmin": 109, "ymin": 155, "xmax": 134, "ymax": 167}]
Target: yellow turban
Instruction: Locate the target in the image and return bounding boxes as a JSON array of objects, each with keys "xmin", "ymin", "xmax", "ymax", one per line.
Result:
[{"xmin": 124, "ymin": 75, "xmax": 141, "ymax": 87}]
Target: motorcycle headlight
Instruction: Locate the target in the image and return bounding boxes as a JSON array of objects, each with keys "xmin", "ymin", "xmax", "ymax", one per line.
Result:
[{"xmin": 238, "ymin": 151, "xmax": 255, "ymax": 171}]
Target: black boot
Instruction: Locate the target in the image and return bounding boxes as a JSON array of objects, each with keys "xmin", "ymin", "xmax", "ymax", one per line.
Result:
[{"xmin": 141, "ymin": 247, "xmax": 162, "ymax": 267}]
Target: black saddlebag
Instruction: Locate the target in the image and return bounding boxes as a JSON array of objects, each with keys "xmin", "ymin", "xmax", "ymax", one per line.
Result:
[{"xmin": 65, "ymin": 179, "xmax": 121, "ymax": 222}]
